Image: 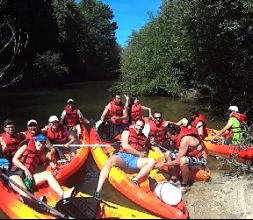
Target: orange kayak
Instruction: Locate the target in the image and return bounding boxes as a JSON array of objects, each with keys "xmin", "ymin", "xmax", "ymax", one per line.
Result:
[
  {"xmin": 90, "ymin": 127, "xmax": 189, "ymax": 219},
  {"xmin": 204, "ymin": 128, "xmax": 253, "ymax": 163}
]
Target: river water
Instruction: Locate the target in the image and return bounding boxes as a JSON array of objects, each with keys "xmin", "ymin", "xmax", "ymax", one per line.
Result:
[{"xmin": 0, "ymin": 80, "xmax": 226, "ymax": 218}]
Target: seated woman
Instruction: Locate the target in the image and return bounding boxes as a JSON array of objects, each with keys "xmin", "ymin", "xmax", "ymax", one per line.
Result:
[{"xmin": 8, "ymin": 134, "xmax": 74, "ymax": 201}]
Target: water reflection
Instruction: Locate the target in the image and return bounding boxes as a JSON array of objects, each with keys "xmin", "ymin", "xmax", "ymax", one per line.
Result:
[{"xmin": 0, "ymin": 81, "xmax": 225, "ymax": 217}]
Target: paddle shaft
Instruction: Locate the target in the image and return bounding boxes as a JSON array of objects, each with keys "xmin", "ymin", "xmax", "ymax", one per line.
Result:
[
  {"xmin": 52, "ymin": 144, "xmax": 111, "ymax": 147},
  {"xmin": 0, "ymin": 171, "xmax": 69, "ymax": 219}
]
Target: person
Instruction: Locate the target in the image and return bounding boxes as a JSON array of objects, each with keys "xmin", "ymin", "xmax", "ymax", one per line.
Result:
[
  {"xmin": 143, "ymin": 112, "xmax": 174, "ymax": 154},
  {"xmin": 212, "ymin": 106, "xmax": 247, "ymax": 145},
  {"xmin": 60, "ymin": 98, "xmax": 90, "ymax": 140},
  {"xmin": 94, "ymin": 119, "xmax": 156, "ymax": 198},
  {"xmin": 23, "ymin": 119, "xmax": 56, "ymax": 162},
  {"xmin": 155, "ymin": 125, "xmax": 208, "ymax": 193},
  {"xmin": 0, "ymin": 119, "xmax": 26, "ymax": 166},
  {"xmin": 127, "ymin": 96, "xmax": 153, "ymax": 125},
  {"xmin": 42, "ymin": 115, "xmax": 77, "ymax": 161},
  {"xmin": 97, "ymin": 93, "xmax": 129, "ymax": 140},
  {"xmin": 8, "ymin": 134, "xmax": 75, "ymax": 201}
]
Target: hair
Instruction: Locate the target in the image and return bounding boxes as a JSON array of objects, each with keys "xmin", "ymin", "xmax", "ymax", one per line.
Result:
[
  {"xmin": 3, "ymin": 119, "xmax": 15, "ymax": 127},
  {"xmin": 112, "ymin": 93, "xmax": 121, "ymax": 99},
  {"xmin": 190, "ymin": 109, "xmax": 199, "ymax": 117},
  {"xmin": 165, "ymin": 124, "xmax": 180, "ymax": 135}
]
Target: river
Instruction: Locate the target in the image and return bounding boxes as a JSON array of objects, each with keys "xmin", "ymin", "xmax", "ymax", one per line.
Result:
[{"xmin": 0, "ymin": 80, "xmax": 226, "ymax": 218}]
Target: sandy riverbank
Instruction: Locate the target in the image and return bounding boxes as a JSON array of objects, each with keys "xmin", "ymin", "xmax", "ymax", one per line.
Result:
[{"xmin": 183, "ymin": 171, "xmax": 253, "ymax": 219}]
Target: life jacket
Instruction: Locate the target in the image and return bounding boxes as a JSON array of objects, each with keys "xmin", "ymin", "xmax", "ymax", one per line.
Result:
[
  {"xmin": 11, "ymin": 139, "xmax": 43, "ymax": 174},
  {"xmin": 176, "ymin": 127, "xmax": 205, "ymax": 158},
  {"xmin": 130, "ymin": 104, "xmax": 142, "ymax": 124},
  {"xmin": 64, "ymin": 105, "xmax": 80, "ymax": 128},
  {"xmin": 24, "ymin": 130, "xmax": 39, "ymax": 140},
  {"xmin": 120, "ymin": 128, "xmax": 146, "ymax": 153},
  {"xmin": 46, "ymin": 126, "xmax": 68, "ymax": 144},
  {"xmin": 231, "ymin": 112, "xmax": 247, "ymax": 124},
  {"xmin": 148, "ymin": 120, "xmax": 167, "ymax": 145},
  {"xmin": 190, "ymin": 114, "xmax": 208, "ymax": 138},
  {"xmin": 1, "ymin": 132, "xmax": 25, "ymax": 160},
  {"xmin": 108, "ymin": 101, "xmax": 124, "ymax": 125}
]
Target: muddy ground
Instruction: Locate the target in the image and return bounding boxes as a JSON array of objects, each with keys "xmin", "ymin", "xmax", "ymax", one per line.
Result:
[{"xmin": 183, "ymin": 170, "xmax": 253, "ymax": 219}]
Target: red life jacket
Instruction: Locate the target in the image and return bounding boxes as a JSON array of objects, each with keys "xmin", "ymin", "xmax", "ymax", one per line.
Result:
[
  {"xmin": 108, "ymin": 101, "xmax": 124, "ymax": 125},
  {"xmin": 130, "ymin": 104, "xmax": 142, "ymax": 123},
  {"xmin": 12, "ymin": 139, "xmax": 43, "ymax": 174},
  {"xmin": 64, "ymin": 105, "xmax": 80, "ymax": 128},
  {"xmin": 176, "ymin": 127, "xmax": 205, "ymax": 158},
  {"xmin": 231, "ymin": 112, "xmax": 247, "ymax": 124},
  {"xmin": 120, "ymin": 128, "xmax": 146, "ymax": 153},
  {"xmin": 148, "ymin": 120, "xmax": 167, "ymax": 145},
  {"xmin": 46, "ymin": 126, "xmax": 68, "ymax": 144},
  {"xmin": 190, "ymin": 114, "xmax": 208, "ymax": 138},
  {"xmin": 24, "ymin": 130, "xmax": 40, "ymax": 139},
  {"xmin": 1, "ymin": 132, "xmax": 25, "ymax": 160}
]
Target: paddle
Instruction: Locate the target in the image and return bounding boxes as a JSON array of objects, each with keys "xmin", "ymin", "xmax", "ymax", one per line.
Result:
[{"xmin": 0, "ymin": 171, "xmax": 72, "ymax": 219}]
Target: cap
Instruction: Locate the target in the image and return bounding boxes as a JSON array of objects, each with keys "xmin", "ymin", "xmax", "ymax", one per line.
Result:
[
  {"xmin": 48, "ymin": 115, "xmax": 59, "ymax": 123},
  {"xmin": 35, "ymin": 134, "xmax": 46, "ymax": 142},
  {"xmin": 67, "ymin": 98, "xmax": 74, "ymax": 104},
  {"xmin": 228, "ymin": 106, "xmax": 239, "ymax": 112},
  {"xmin": 27, "ymin": 119, "xmax": 38, "ymax": 127}
]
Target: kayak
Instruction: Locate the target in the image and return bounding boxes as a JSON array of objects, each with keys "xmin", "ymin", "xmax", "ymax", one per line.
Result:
[
  {"xmin": 204, "ymin": 128, "xmax": 253, "ymax": 163},
  {"xmin": 46, "ymin": 125, "xmax": 90, "ymax": 184},
  {"xmin": 89, "ymin": 127, "xmax": 189, "ymax": 219},
  {"xmin": 0, "ymin": 181, "xmax": 158, "ymax": 219}
]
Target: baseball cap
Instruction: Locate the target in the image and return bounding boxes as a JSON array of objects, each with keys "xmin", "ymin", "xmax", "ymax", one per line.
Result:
[
  {"xmin": 48, "ymin": 115, "xmax": 59, "ymax": 123},
  {"xmin": 35, "ymin": 134, "xmax": 46, "ymax": 142},
  {"xmin": 27, "ymin": 119, "xmax": 38, "ymax": 127},
  {"xmin": 228, "ymin": 106, "xmax": 239, "ymax": 112},
  {"xmin": 67, "ymin": 98, "xmax": 74, "ymax": 104}
]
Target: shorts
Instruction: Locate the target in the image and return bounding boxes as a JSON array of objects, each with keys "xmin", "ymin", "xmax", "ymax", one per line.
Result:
[
  {"xmin": 8, "ymin": 169, "xmax": 25, "ymax": 178},
  {"xmin": 116, "ymin": 152, "xmax": 139, "ymax": 169},
  {"xmin": 184, "ymin": 156, "xmax": 207, "ymax": 167}
]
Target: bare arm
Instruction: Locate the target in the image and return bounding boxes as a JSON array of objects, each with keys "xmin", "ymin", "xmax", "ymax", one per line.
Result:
[
  {"xmin": 214, "ymin": 120, "xmax": 232, "ymax": 138},
  {"xmin": 100, "ymin": 104, "xmax": 110, "ymax": 122},
  {"xmin": 141, "ymin": 106, "xmax": 152, "ymax": 118},
  {"xmin": 78, "ymin": 110, "xmax": 90, "ymax": 124},
  {"xmin": 196, "ymin": 121, "xmax": 204, "ymax": 139},
  {"xmin": 121, "ymin": 130, "xmax": 145, "ymax": 157},
  {"xmin": 64, "ymin": 133, "xmax": 76, "ymax": 148}
]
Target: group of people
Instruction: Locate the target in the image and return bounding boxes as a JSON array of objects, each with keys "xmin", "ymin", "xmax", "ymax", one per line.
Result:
[
  {"xmin": 0, "ymin": 98, "xmax": 90, "ymax": 204},
  {"xmin": 94, "ymin": 93, "xmax": 247, "ymax": 198}
]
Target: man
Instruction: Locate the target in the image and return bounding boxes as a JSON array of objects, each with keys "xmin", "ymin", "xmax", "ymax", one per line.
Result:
[
  {"xmin": 94, "ymin": 119, "xmax": 156, "ymax": 198},
  {"xmin": 0, "ymin": 119, "xmax": 25, "ymax": 165},
  {"xmin": 212, "ymin": 106, "xmax": 247, "ymax": 145},
  {"xmin": 188, "ymin": 111, "xmax": 207, "ymax": 140},
  {"xmin": 60, "ymin": 98, "xmax": 90, "ymax": 140},
  {"xmin": 97, "ymin": 94, "xmax": 129, "ymax": 140},
  {"xmin": 156, "ymin": 125, "xmax": 208, "ymax": 193},
  {"xmin": 43, "ymin": 115, "xmax": 77, "ymax": 161}
]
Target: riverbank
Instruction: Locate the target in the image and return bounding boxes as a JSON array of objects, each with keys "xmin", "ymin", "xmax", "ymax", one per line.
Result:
[{"xmin": 183, "ymin": 170, "xmax": 253, "ymax": 219}]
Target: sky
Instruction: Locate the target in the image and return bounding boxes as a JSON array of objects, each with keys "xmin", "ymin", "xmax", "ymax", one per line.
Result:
[{"xmin": 76, "ymin": 0, "xmax": 162, "ymax": 47}]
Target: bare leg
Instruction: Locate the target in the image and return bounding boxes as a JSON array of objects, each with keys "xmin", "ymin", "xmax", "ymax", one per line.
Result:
[
  {"xmin": 133, "ymin": 158, "xmax": 156, "ymax": 181},
  {"xmin": 179, "ymin": 157, "xmax": 189, "ymax": 184},
  {"xmin": 9, "ymin": 175, "xmax": 29, "ymax": 198}
]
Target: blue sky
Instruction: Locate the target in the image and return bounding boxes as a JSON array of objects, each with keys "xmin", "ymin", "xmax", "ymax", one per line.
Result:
[{"xmin": 76, "ymin": 0, "xmax": 162, "ymax": 47}]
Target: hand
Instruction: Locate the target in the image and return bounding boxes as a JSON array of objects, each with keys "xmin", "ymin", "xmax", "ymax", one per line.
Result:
[
  {"xmin": 24, "ymin": 168, "xmax": 33, "ymax": 180},
  {"xmin": 139, "ymin": 152, "xmax": 147, "ymax": 158},
  {"xmin": 155, "ymin": 162, "xmax": 165, "ymax": 170},
  {"xmin": 150, "ymin": 137, "xmax": 156, "ymax": 146},
  {"xmin": 124, "ymin": 94, "xmax": 129, "ymax": 100},
  {"xmin": 49, "ymin": 162, "xmax": 57, "ymax": 169}
]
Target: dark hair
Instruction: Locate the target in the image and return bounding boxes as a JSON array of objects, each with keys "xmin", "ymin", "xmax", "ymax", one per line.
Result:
[
  {"xmin": 165, "ymin": 124, "xmax": 180, "ymax": 135},
  {"xmin": 3, "ymin": 119, "xmax": 15, "ymax": 127},
  {"xmin": 112, "ymin": 93, "xmax": 121, "ymax": 99},
  {"xmin": 190, "ymin": 109, "xmax": 199, "ymax": 117}
]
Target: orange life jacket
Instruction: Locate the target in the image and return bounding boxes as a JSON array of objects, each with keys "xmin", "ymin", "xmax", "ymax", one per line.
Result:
[
  {"xmin": 1, "ymin": 132, "xmax": 25, "ymax": 160},
  {"xmin": 46, "ymin": 126, "xmax": 68, "ymax": 144},
  {"xmin": 12, "ymin": 139, "xmax": 43, "ymax": 174},
  {"xmin": 64, "ymin": 105, "xmax": 80, "ymax": 128},
  {"xmin": 108, "ymin": 101, "xmax": 124, "ymax": 125},
  {"xmin": 190, "ymin": 114, "xmax": 208, "ymax": 138},
  {"xmin": 120, "ymin": 128, "xmax": 146, "ymax": 153},
  {"xmin": 149, "ymin": 120, "xmax": 167, "ymax": 145},
  {"xmin": 130, "ymin": 104, "xmax": 142, "ymax": 123},
  {"xmin": 176, "ymin": 127, "xmax": 205, "ymax": 158}
]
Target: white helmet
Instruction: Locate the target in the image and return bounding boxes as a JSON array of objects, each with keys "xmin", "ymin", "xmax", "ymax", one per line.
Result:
[
  {"xmin": 228, "ymin": 106, "xmax": 239, "ymax": 112},
  {"xmin": 48, "ymin": 115, "xmax": 59, "ymax": 123}
]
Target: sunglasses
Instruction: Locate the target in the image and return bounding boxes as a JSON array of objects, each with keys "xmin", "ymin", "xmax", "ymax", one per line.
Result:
[
  {"xmin": 29, "ymin": 123, "xmax": 38, "ymax": 127},
  {"xmin": 154, "ymin": 117, "xmax": 162, "ymax": 120},
  {"xmin": 5, "ymin": 126, "xmax": 14, "ymax": 129}
]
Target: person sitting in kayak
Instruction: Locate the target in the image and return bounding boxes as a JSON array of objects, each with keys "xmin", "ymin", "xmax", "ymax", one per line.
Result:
[
  {"xmin": 23, "ymin": 119, "xmax": 56, "ymax": 163},
  {"xmin": 94, "ymin": 119, "xmax": 156, "ymax": 198},
  {"xmin": 155, "ymin": 125, "xmax": 208, "ymax": 194},
  {"xmin": 42, "ymin": 115, "xmax": 77, "ymax": 162},
  {"xmin": 8, "ymin": 134, "xmax": 75, "ymax": 202},
  {"xmin": 126, "ymin": 96, "xmax": 153, "ymax": 125},
  {"xmin": 212, "ymin": 106, "xmax": 247, "ymax": 145},
  {"xmin": 0, "ymin": 119, "xmax": 26, "ymax": 167},
  {"xmin": 96, "ymin": 93, "xmax": 129, "ymax": 140},
  {"xmin": 60, "ymin": 98, "xmax": 90, "ymax": 140}
]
